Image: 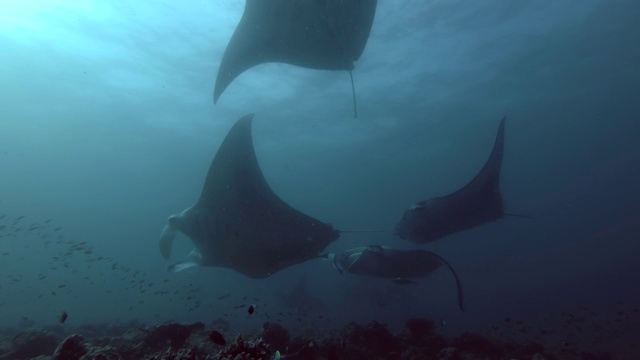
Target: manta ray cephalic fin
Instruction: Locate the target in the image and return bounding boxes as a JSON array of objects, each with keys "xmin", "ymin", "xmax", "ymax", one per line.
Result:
[{"xmin": 167, "ymin": 250, "xmax": 203, "ymax": 273}]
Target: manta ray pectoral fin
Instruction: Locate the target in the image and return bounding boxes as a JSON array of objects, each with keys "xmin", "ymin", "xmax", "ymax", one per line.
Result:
[
  {"xmin": 167, "ymin": 250, "xmax": 203, "ymax": 273},
  {"xmin": 159, "ymin": 222, "xmax": 178, "ymax": 259}
]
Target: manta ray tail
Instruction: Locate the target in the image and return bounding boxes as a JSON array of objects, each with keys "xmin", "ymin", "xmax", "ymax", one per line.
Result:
[
  {"xmin": 349, "ymin": 70, "xmax": 357, "ymax": 118},
  {"xmin": 427, "ymin": 250, "xmax": 465, "ymax": 312}
]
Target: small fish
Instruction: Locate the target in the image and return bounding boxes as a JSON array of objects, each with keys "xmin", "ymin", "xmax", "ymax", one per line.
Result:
[
  {"xmin": 273, "ymin": 350, "xmax": 281, "ymax": 360},
  {"xmin": 58, "ymin": 311, "xmax": 68, "ymax": 323},
  {"xmin": 247, "ymin": 305, "xmax": 255, "ymax": 315},
  {"xmin": 209, "ymin": 330, "xmax": 226, "ymax": 346}
]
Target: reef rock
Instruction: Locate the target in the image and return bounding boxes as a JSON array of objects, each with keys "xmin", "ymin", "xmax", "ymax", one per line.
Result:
[
  {"xmin": 259, "ymin": 322, "xmax": 289, "ymax": 352},
  {"xmin": 143, "ymin": 346, "xmax": 198, "ymax": 360},
  {"xmin": 216, "ymin": 334, "xmax": 272, "ymax": 360},
  {"xmin": 52, "ymin": 334, "xmax": 87, "ymax": 360},
  {"xmin": 451, "ymin": 332, "xmax": 503, "ymax": 358},
  {"xmin": 341, "ymin": 321, "xmax": 402, "ymax": 355},
  {"xmin": 144, "ymin": 322, "xmax": 205, "ymax": 350}
]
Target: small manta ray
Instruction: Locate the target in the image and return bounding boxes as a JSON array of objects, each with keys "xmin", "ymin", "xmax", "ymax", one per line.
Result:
[
  {"xmin": 329, "ymin": 245, "xmax": 465, "ymax": 311},
  {"xmin": 214, "ymin": 0, "xmax": 378, "ymax": 117},
  {"xmin": 395, "ymin": 117, "xmax": 530, "ymax": 243},
  {"xmin": 160, "ymin": 114, "xmax": 340, "ymax": 278}
]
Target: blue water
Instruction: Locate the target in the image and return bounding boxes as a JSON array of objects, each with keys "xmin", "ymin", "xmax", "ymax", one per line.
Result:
[{"xmin": 1, "ymin": 0, "xmax": 639, "ymax": 355}]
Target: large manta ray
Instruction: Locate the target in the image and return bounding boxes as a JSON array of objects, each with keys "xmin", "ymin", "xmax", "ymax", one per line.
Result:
[
  {"xmin": 330, "ymin": 245, "xmax": 465, "ymax": 311},
  {"xmin": 395, "ymin": 118, "xmax": 526, "ymax": 243},
  {"xmin": 159, "ymin": 114, "xmax": 339, "ymax": 278},
  {"xmin": 214, "ymin": 0, "xmax": 378, "ymax": 116}
]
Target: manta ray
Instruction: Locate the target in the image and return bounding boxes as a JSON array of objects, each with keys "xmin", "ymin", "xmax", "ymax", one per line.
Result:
[
  {"xmin": 395, "ymin": 118, "xmax": 528, "ymax": 243},
  {"xmin": 330, "ymin": 245, "xmax": 465, "ymax": 311},
  {"xmin": 159, "ymin": 114, "xmax": 340, "ymax": 278},
  {"xmin": 214, "ymin": 0, "xmax": 378, "ymax": 117}
]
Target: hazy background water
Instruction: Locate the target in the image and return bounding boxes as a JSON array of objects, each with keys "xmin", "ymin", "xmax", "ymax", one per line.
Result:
[{"xmin": 1, "ymin": 0, "xmax": 639, "ymax": 352}]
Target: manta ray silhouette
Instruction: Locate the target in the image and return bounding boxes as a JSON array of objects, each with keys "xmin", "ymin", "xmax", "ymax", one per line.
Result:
[
  {"xmin": 395, "ymin": 118, "xmax": 529, "ymax": 243},
  {"xmin": 330, "ymin": 245, "xmax": 465, "ymax": 311},
  {"xmin": 159, "ymin": 114, "xmax": 340, "ymax": 278},
  {"xmin": 214, "ymin": 0, "xmax": 378, "ymax": 117}
]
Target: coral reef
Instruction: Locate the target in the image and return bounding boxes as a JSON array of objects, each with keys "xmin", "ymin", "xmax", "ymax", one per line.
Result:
[
  {"xmin": 259, "ymin": 322, "xmax": 289, "ymax": 352},
  {"xmin": 143, "ymin": 322, "xmax": 205, "ymax": 350},
  {"xmin": 216, "ymin": 334, "xmax": 272, "ymax": 360},
  {"xmin": 0, "ymin": 319, "xmax": 616, "ymax": 360},
  {"xmin": 52, "ymin": 334, "xmax": 88, "ymax": 360}
]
